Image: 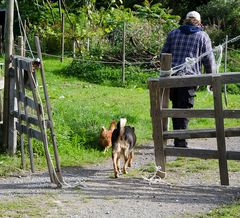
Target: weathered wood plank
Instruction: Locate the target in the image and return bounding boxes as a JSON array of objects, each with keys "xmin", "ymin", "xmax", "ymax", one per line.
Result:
[
  {"xmin": 14, "ymin": 90, "xmax": 41, "ymax": 110},
  {"xmin": 212, "ymin": 74, "xmax": 229, "ymax": 185},
  {"xmin": 160, "ymin": 53, "xmax": 171, "ymax": 146},
  {"xmin": 149, "ymin": 82, "xmax": 166, "ymax": 176},
  {"xmin": 17, "ymin": 59, "xmax": 35, "ymax": 173},
  {"xmin": 16, "ymin": 123, "xmax": 43, "ymax": 141},
  {"xmin": 12, "ymin": 110, "xmax": 50, "ymax": 128},
  {"xmin": 221, "ymin": 73, "xmax": 240, "ymax": 84},
  {"xmin": 165, "ymin": 147, "xmax": 240, "ymax": 160},
  {"xmin": 14, "ymin": 62, "xmax": 26, "ymax": 170},
  {"xmin": 8, "ymin": 67, "xmax": 17, "ymax": 154},
  {"xmin": 12, "ymin": 56, "xmax": 34, "ymax": 71},
  {"xmin": 160, "ymin": 108, "xmax": 240, "ymax": 118},
  {"xmin": 165, "ymin": 147, "xmax": 218, "ymax": 159},
  {"xmin": 163, "ymin": 127, "xmax": 240, "ymax": 139},
  {"xmin": 148, "ymin": 72, "xmax": 240, "ymax": 89}
]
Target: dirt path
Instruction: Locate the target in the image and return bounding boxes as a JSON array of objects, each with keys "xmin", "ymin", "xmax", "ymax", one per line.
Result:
[{"xmin": 0, "ymin": 138, "xmax": 240, "ymax": 217}]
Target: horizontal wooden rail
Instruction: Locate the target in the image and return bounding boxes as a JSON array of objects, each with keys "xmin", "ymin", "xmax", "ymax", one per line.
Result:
[
  {"xmin": 159, "ymin": 109, "xmax": 240, "ymax": 118},
  {"xmin": 12, "ymin": 111, "xmax": 50, "ymax": 128},
  {"xmin": 14, "ymin": 90, "xmax": 41, "ymax": 111},
  {"xmin": 148, "ymin": 72, "xmax": 240, "ymax": 88},
  {"xmin": 165, "ymin": 147, "xmax": 240, "ymax": 160},
  {"xmin": 16, "ymin": 122, "xmax": 43, "ymax": 141},
  {"xmin": 13, "ymin": 55, "xmax": 34, "ymax": 72},
  {"xmin": 163, "ymin": 127, "xmax": 240, "ymax": 139}
]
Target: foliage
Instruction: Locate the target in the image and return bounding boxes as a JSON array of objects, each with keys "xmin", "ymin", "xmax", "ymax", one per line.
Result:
[
  {"xmin": 1, "ymin": 57, "xmax": 240, "ymax": 174},
  {"xmin": 199, "ymin": 200, "xmax": 240, "ymax": 217},
  {"xmin": 1, "ymin": 0, "xmax": 180, "ymax": 61},
  {"xmin": 197, "ymin": 0, "xmax": 240, "ymax": 47},
  {"xmin": 62, "ymin": 60, "xmax": 158, "ymax": 88},
  {"xmin": 160, "ymin": 0, "xmax": 211, "ymax": 20}
]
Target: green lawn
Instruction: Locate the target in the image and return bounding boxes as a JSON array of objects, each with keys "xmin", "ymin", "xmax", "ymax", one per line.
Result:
[
  {"xmin": 0, "ymin": 57, "xmax": 240, "ymax": 216},
  {"xmin": 1, "ymin": 57, "xmax": 240, "ymax": 172}
]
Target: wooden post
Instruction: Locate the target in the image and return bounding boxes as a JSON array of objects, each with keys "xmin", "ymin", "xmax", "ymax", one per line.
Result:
[
  {"xmin": 149, "ymin": 53, "xmax": 171, "ymax": 178},
  {"xmin": 149, "ymin": 82, "xmax": 166, "ymax": 178},
  {"xmin": 23, "ymin": 20, "xmax": 27, "ymax": 57},
  {"xmin": 72, "ymin": 26, "xmax": 76, "ymax": 58},
  {"xmin": 7, "ymin": 67, "xmax": 17, "ymax": 154},
  {"xmin": 61, "ymin": 13, "xmax": 65, "ymax": 62},
  {"xmin": 160, "ymin": 53, "xmax": 171, "ymax": 138},
  {"xmin": 212, "ymin": 74, "xmax": 229, "ymax": 185},
  {"xmin": 58, "ymin": 0, "xmax": 62, "ymax": 19},
  {"xmin": 3, "ymin": 0, "xmax": 15, "ymax": 152},
  {"xmin": 35, "ymin": 36, "xmax": 63, "ymax": 185},
  {"xmin": 224, "ymin": 35, "xmax": 228, "ymax": 107},
  {"xmin": 0, "ymin": 25, "xmax": 2, "ymax": 54},
  {"xmin": 14, "ymin": 59, "xmax": 26, "ymax": 169},
  {"xmin": 18, "ymin": 36, "xmax": 24, "ymax": 56},
  {"xmin": 121, "ymin": 21, "xmax": 126, "ymax": 83}
]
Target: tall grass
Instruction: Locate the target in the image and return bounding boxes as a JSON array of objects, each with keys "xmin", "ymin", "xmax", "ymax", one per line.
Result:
[{"xmin": 0, "ymin": 56, "xmax": 240, "ymax": 174}]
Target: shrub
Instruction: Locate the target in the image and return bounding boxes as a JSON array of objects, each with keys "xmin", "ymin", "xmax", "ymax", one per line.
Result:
[{"xmin": 63, "ymin": 60, "xmax": 158, "ymax": 88}]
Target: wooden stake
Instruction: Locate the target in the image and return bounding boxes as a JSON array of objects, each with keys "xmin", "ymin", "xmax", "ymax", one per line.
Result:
[
  {"xmin": 13, "ymin": 58, "xmax": 25, "ymax": 169},
  {"xmin": 121, "ymin": 21, "xmax": 126, "ymax": 83},
  {"xmin": 149, "ymin": 53, "xmax": 172, "ymax": 178},
  {"xmin": 3, "ymin": 0, "xmax": 15, "ymax": 151},
  {"xmin": 61, "ymin": 13, "xmax": 65, "ymax": 62},
  {"xmin": 35, "ymin": 36, "xmax": 63, "ymax": 185},
  {"xmin": 212, "ymin": 75, "xmax": 229, "ymax": 185}
]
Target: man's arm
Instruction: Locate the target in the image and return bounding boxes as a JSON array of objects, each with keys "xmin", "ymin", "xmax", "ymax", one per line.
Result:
[{"xmin": 202, "ymin": 33, "xmax": 216, "ymax": 74}]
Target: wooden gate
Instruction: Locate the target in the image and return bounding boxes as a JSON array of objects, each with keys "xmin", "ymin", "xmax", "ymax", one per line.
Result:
[
  {"xmin": 148, "ymin": 72, "xmax": 240, "ymax": 185},
  {"xmin": 9, "ymin": 43, "xmax": 64, "ymax": 187}
]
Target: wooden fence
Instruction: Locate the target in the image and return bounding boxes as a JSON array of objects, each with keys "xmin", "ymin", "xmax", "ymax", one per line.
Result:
[{"xmin": 148, "ymin": 72, "xmax": 240, "ymax": 186}]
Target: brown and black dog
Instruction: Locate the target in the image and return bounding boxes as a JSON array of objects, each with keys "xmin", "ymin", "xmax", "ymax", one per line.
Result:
[{"xmin": 111, "ymin": 118, "xmax": 136, "ymax": 178}]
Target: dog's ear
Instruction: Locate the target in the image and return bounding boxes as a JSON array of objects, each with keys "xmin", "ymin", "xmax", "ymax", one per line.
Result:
[{"xmin": 132, "ymin": 127, "xmax": 135, "ymax": 132}]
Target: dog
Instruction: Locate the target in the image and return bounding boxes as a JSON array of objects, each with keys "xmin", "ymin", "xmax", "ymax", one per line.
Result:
[
  {"xmin": 111, "ymin": 118, "xmax": 136, "ymax": 178},
  {"xmin": 99, "ymin": 120, "xmax": 117, "ymax": 153}
]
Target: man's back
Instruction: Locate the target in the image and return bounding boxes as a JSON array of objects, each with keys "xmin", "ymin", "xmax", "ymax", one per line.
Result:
[{"xmin": 161, "ymin": 25, "xmax": 215, "ymax": 75}]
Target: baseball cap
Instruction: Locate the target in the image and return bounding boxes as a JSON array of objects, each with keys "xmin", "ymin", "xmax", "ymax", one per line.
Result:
[{"xmin": 186, "ymin": 11, "xmax": 201, "ymax": 22}]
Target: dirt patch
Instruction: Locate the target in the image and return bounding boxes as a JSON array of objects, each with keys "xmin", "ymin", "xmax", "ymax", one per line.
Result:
[{"xmin": 0, "ymin": 138, "xmax": 240, "ymax": 217}]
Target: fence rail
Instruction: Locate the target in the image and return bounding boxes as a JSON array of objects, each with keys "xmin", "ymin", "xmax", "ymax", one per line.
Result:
[{"xmin": 148, "ymin": 72, "xmax": 240, "ymax": 186}]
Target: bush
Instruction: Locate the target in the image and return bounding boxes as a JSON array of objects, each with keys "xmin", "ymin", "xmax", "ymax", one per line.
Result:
[
  {"xmin": 197, "ymin": 0, "xmax": 240, "ymax": 47},
  {"xmin": 63, "ymin": 60, "xmax": 158, "ymax": 88}
]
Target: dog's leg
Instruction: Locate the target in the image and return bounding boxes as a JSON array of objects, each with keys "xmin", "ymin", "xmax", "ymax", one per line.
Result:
[
  {"xmin": 127, "ymin": 151, "xmax": 133, "ymax": 167},
  {"xmin": 123, "ymin": 154, "xmax": 129, "ymax": 174},
  {"xmin": 117, "ymin": 156, "xmax": 121, "ymax": 174},
  {"xmin": 112, "ymin": 153, "xmax": 119, "ymax": 178}
]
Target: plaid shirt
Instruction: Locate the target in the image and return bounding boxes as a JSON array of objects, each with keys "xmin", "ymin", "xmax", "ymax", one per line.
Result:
[{"xmin": 161, "ymin": 26, "xmax": 216, "ymax": 75}]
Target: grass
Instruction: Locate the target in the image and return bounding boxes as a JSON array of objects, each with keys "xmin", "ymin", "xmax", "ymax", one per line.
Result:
[
  {"xmin": 0, "ymin": 56, "xmax": 240, "ymax": 174},
  {"xmin": 196, "ymin": 200, "xmax": 240, "ymax": 217},
  {"xmin": 0, "ymin": 55, "xmax": 240, "ymax": 216},
  {"xmin": 0, "ymin": 193, "xmax": 67, "ymax": 217}
]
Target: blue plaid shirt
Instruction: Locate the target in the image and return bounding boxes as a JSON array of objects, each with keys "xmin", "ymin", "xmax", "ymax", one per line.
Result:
[{"xmin": 161, "ymin": 25, "xmax": 216, "ymax": 75}]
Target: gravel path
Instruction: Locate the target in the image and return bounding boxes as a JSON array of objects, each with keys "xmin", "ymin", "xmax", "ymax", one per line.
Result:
[{"xmin": 0, "ymin": 137, "xmax": 240, "ymax": 217}]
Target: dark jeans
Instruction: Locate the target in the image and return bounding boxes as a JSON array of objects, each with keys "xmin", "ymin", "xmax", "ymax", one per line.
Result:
[{"xmin": 170, "ymin": 87, "xmax": 196, "ymax": 146}]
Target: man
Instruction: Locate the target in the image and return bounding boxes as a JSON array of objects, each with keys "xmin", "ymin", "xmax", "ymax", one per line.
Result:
[{"xmin": 161, "ymin": 11, "xmax": 216, "ymax": 147}]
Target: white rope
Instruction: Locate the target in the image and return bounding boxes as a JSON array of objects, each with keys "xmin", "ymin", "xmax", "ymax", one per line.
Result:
[
  {"xmin": 142, "ymin": 166, "xmax": 167, "ymax": 185},
  {"xmin": 166, "ymin": 34, "xmax": 240, "ymax": 77},
  {"xmin": 160, "ymin": 69, "xmax": 172, "ymax": 77}
]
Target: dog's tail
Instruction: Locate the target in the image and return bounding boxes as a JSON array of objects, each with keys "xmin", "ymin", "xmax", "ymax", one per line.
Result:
[{"xmin": 119, "ymin": 118, "xmax": 127, "ymax": 137}]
